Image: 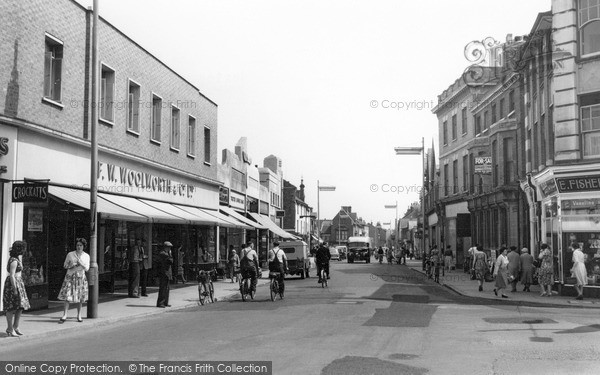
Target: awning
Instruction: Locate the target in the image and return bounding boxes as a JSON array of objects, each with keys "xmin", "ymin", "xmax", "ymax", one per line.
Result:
[
  {"xmin": 48, "ymin": 186, "xmax": 148, "ymax": 222},
  {"xmin": 247, "ymin": 212, "xmax": 296, "ymax": 239},
  {"xmin": 142, "ymin": 200, "xmax": 217, "ymax": 225},
  {"xmin": 99, "ymin": 193, "xmax": 186, "ymax": 224},
  {"xmin": 178, "ymin": 205, "xmax": 252, "ymax": 229},
  {"xmin": 220, "ymin": 207, "xmax": 266, "ymax": 230}
]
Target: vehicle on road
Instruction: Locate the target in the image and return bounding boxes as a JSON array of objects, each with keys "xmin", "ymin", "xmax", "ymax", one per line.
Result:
[
  {"xmin": 329, "ymin": 247, "xmax": 340, "ymax": 261},
  {"xmin": 239, "ymin": 272, "xmax": 254, "ymax": 301},
  {"xmin": 197, "ymin": 270, "xmax": 215, "ymax": 305},
  {"xmin": 269, "ymin": 271, "xmax": 284, "ymax": 300},
  {"xmin": 347, "ymin": 236, "xmax": 372, "ymax": 263},
  {"xmin": 336, "ymin": 245, "xmax": 347, "ymax": 260},
  {"xmin": 320, "ymin": 268, "xmax": 328, "ymax": 288},
  {"xmin": 280, "ymin": 240, "xmax": 310, "ymax": 278}
]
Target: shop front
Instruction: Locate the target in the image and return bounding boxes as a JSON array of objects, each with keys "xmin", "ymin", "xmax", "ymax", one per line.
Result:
[{"xmin": 536, "ymin": 170, "xmax": 600, "ymax": 297}]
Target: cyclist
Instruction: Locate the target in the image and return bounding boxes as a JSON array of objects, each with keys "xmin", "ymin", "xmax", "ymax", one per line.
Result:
[
  {"xmin": 315, "ymin": 242, "xmax": 331, "ymax": 283},
  {"xmin": 268, "ymin": 241, "xmax": 288, "ymax": 294},
  {"xmin": 239, "ymin": 242, "xmax": 260, "ymax": 294},
  {"xmin": 377, "ymin": 247, "xmax": 384, "ymax": 263}
]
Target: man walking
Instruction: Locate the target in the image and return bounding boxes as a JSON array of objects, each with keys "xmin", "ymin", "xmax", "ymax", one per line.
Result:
[
  {"xmin": 128, "ymin": 238, "xmax": 142, "ymax": 298},
  {"xmin": 139, "ymin": 238, "xmax": 150, "ymax": 297},
  {"xmin": 507, "ymin": 246, "xmax": 521, "ymax": 293},
  {"xmin": 444, "ymin": 245, "xmax": 454, "ymax": 271},
  {"xmin": 156, "ymin": 241, "xmax": 173, "ymax": 308}
]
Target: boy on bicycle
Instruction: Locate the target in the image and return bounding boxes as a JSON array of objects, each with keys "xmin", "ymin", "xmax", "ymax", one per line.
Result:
[
  {"xmin": 268, "ymin": 242, "xmax": 288, "ymax": 294},
  {"xmin": 240, "ymin": 243, "xmax": 260, "ymax": 293},
  {"xmin": 315, "ymin": 242, "xmax": 331, "ymax": 283}
]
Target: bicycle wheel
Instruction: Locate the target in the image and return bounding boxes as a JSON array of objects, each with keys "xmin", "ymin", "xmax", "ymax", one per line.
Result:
[
  {"xmin": 270, "ymin": 279, "xmax": 276, "ymax": 301},
  {"xmin": 240, "ymin": 279, "xmax": 247, "ymax": 302},
  {"xmin": 321, "ymin": 270, "xmax": 327, "ymax": 288},
  {"xmin": 279, "ymin": 281, "xmax": 284, "ymax": 299},
  {"xmin": 250, "ymin": 283, "xmax": 255, "ymax": 300},
  {"xmin": 198, "ymin": 283, "xmax": 207, "ymax": 305},
  {"xmin": 208, "ymin": 281, "xmax": 214, "ymax": 303}
]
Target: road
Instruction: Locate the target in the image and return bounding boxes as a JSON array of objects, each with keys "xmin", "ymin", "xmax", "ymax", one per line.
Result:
[{"xmin": 3, "ymin": 260, "xmax": 600, "ymax": 374}]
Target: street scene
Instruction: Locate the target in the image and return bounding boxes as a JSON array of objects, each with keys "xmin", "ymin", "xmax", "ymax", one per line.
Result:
[{"xmin": 2, "ymin": 0, "xmax": 600, "ymax": 374}]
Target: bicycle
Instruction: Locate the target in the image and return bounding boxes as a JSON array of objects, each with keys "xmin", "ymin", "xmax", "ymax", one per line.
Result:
[
  {"xmin": 269, "ymin": 271, "xmax": 284, "ymax": 301},
  {"xmin": 197, "ymin": 270, "xmax": 215, "ymax": 305},
  {"xmin": 239, "ymin": 270, "xmax": 255, "ymax": 302},
  {"xmin": 319, "ymin": 267, "xmax": 328, "ymax": 288}
]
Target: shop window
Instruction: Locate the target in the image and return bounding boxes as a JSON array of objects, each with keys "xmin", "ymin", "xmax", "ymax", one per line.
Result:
[
  {"xmin": 43, "ymin": 34, "xmax": 63, "ymax": 103},
  {"xmin": 127, "ymin": 80, "xmax": 140, "ymax": 133},
  {"xmin": 100, "ymin": 64, "xmax": 115, "ymax": 123},
  {"xmin": 579, "ymin": 0, "xmax": 600, "ymax": 56}
]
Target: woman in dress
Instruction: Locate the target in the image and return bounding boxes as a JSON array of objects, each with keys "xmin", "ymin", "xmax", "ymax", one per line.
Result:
[
  {"xmin": 3, "ymin": 241, "xmax": 30, "ymax": 337},
  {"xmin": 570, "ymin": 242, "xmax": 588, "ymax": 300},
  {"xmin": 493, "ymin": 247, "xmax": 509, "ymax": 298},
  {"xmin": 58, "ymin": 238, "xmax": 90, "ymax": 322},
  {"xmin": 472, "ymin": 245, "xmax": 488, "ymax": 292},
  {"xmin": 538, "ymin": 243, "xmax": 554, "ymax": 297}
]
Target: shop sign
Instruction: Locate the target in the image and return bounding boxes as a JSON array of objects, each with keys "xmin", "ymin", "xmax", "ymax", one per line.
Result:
[
  {"xmin": 12, "ymin": 182, "xmax": 48, "ymax": 203},
  {"xmin": 474, "ymin": 156, "xmax": 492, "ymax": 174},
  {"xmin": 561, "ymin": 199, "xmax": 600, "ymax": 213},
  {"xmin": 0, "ymin": 136, "xmax": 9, "ymax": 175},
  {"xmin": 539, "ymin": 178, "xmax": 558, "ymax": 198},
  {"xmin": 556, "ymin": 175, "xmax": 600, "ymax": 193},
  {"xmin": 276, "ymin": 210, "xmax": 285, "ymax": 217},
  {"xmin": 219, "ymin": 186, "xmax": 229, "ymax": 206},
  {"xmin": 247, "ymin": 196, "xmax": 258, "ymax": 213},
  {"xmin": 229, "ymin": 190, "xmax": 246, "ymax": 210},
  {"xmin": 27, "ymin": 208, "xmax": 44, "ymax": 232}
]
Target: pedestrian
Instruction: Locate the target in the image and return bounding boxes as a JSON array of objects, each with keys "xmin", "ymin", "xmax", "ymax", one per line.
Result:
[
  {"xmin": 570, "ymin": 242, "xmax": 587, "ymax": 300},
  {"xmin": 519, "ymin": 247, "xmax": 534, "ymax": 292},
  {"xmin": 128, "ymin": 238, "xmax": 142, "ymax": 297},
  {"xmin": 444, "ymin": 245, "xmax": 453, "ymax": 271},
  {"xmin": 493, "ymin": 247, "xmax": 509, "ymax": 298},
  {"xmin": 139, "ymin": 238, "xmax": 149, "ymax": 297},
  {"xmin": 228, "ymin": 246, "xmax": 240, "ymax": 283},
  {"xmin": 465, "ymin": 243, "xmax": 477, "ymax": 273},
  {"xmin": 399, "ymin": 246, "xmax": 407, "ymax": 265},
  {"xmin": 58, "ymin": 238, "xmax": 90, "ymax": 322},
  {"xmin": 472, "ymin": 245, "xmax": 488, "ymax": 292},
  {"xmin": 175, "ymin": 246, "xmax": 186, "ymax": 284},
  {"xmin": 507, "ymin": 246, "xmax": 521, "ymax": 292},
  {"xmin": 4, "ymin": 241, "xmax": 30, "ymax": 337},
  {"xmin": 156, "ymin": 241, "xmax": 174, "ymax": 308},
  {"xmin": 537, "ymin": 243, "xmax": 553, "ymax": 297},
  {"xmin": 431, "ymin": 248, "xmax": 441, "ymax": 283}
]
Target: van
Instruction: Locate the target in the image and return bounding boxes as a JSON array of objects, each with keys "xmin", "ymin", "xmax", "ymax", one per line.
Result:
[
  {"xmin": 279, "ymin": 240, "xmax": 310, "ymax": 278},
  {"xmin": 336, "ymin": 245, "xmax": 347, "ymax": 260}
]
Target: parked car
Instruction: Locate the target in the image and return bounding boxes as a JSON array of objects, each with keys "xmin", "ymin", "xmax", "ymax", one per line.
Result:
[
  {"xmin": 280, "ymin": 240, "xmax": 310, "ymax": 278},
  {"xmin": 329, "ymin": 247, "xmax": 340, "ymax": 261},
  {"xmin": 336, "ymin": 245, "xmax": 347, "ymax": 260}
]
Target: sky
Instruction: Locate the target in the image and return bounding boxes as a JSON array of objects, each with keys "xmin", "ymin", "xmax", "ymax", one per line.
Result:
[{"xmin": 76, "ymin": 0, "xmax": 551, "ymax": 228}]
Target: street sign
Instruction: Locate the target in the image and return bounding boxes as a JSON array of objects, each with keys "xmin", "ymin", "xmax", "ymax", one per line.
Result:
[{"xmin": 276, "ymin": 210, "xmax": 285, "ymax": 217}]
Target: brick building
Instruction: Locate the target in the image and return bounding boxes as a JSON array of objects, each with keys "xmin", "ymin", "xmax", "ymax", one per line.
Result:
[{"xmin": 282, "ymin": 179, "xmax": 314, "ymax": 243}]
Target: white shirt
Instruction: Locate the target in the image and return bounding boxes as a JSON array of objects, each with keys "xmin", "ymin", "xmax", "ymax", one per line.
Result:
[{"xmin": 268, "ymin": 247, "xmax": 287, "ymax": 264}]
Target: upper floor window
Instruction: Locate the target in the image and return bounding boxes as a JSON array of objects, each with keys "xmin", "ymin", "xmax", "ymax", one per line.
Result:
[
  {"xmin": 170, "ymin": 105, "xmax": 180, "ymax": 151},
  {"xmin": 151, "ymin": 94, "xmax": 162, "ymax": 143},
  {"xmin": 204, "ymin": 126, "xmax": 211, "ymax": 164},
  {"xmin": 504, "ymin": 137, "xmax": 515, "ymax": 183},
  {"xmin": 443, "ymin": 120, "xmax": 448, "ymax": 145},
  {"xmin": 452, "ymin": 160, "xmax": 458, "ymax": 194},
  {"xmin": 492, "ymin": 140, "xmax": 498, "ymax": 187},
  {"xmin": 581, "ymin": 102, "xmax": 600, "ymax": 157},
  {"xmin": 127, "ymin": 80, "xmax": 140, "ymax": 133},
  {"xmin": 509, "ymin": 90, "xmax": 515, "ymax": 113},
  {"xmin": 43, "ymin": 35, "xmax": 63, "ymax": 103},
  {"xmin": 491, "ymin": 103, "xmax": 497, "ymax": 124},
  {"xmin": 461, "ymin": 107, "xmax": 467, "ymax": 134},
  {"xmin": 187, "ymin": 115, "xmax": 196, "ymax": 157},
  {"xmin": 499, "ymin": 98, "xmax": 505, "ymax": 119},
  {"xmin": 475, "ymin": 115, "xmax": 482, "ymax": 134},
  {"xmin": 451, "ymin": 115, "xmax": 457, "ymax": 140},
  {"xmin": 462, "ymin": 154, "xmax": 469, "ymax": 192},
  {"xmin": 100, "ymin": 65, "xmax": 115, "ymax": 123},
  {"xmin": 483, "ymin": 110, "xmax": 489, "ymax": 130},
  {"xmin": 580, "ymin": 0, "xmax": 600, "ymax": 56}
]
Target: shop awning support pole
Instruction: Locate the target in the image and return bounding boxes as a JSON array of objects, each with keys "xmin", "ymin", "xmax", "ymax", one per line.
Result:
[{"xmin": 87, "ymin": 0, "xmax": 99, "ymax": 318}]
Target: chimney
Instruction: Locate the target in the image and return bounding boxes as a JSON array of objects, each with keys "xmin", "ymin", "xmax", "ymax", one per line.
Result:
[{"xmin": 299, "ymin": 179, "xmax": 305, "ymax": 201}]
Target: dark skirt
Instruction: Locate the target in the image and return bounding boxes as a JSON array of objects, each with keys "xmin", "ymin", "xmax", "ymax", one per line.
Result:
[{"xmin": 3, "ymin": 276, "xmax": 30, "ymax": 311}]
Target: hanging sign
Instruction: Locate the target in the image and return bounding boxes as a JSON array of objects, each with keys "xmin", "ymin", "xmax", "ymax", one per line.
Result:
[{"xmin": 12, "ymin": 182, "xmax": 48, "ymax": 203}]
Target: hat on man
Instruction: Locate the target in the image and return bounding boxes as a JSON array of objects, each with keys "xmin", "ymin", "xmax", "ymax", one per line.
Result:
[
  {"xmin": 521, "ymin": 247, "xmax": 529, "ymax": 253},
  {"xmin": 163, "ymin": 241, "xmax": 173, "ymax": 247}
]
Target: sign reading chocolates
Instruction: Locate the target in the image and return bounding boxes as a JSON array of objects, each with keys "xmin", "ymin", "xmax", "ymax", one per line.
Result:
[{"xmin": 12, "ymin": 182, "xmax": 48, "ymax": 203}]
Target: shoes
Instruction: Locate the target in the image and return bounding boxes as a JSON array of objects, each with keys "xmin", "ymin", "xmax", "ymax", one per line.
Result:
[
  {"xmin": 5, "ymin": 329, "xmax": 17, "ymax": 337},
  {"xmin": 478, "ymin": 285, "xmax": 483, "ymax": 292},
  {"xmin": 502, "ymin": 295, "xmax": 509, "ymax": 298},
  {"xmin": 141, "ymin": 294, "xmax": 148, "ymax": 297},
  {"xmin": 130, "ymin": 295, "xmax": 140, "ymax": 298},
  {"xmin": 493, "ymin": 289, "xmax": 498, "ymax": 296},
  {"xmin": 165, "ymin": 304, "xmax": 172, "ymax": 307},
  {"xmin": 14, "ymin": 328, "xmax": 23, "ymax": 336},
  {"xmin": 157, "ymin": 305, "xmax": 166, "ymax": 308},
  {"xmin": 523, "ymin": 287, "xmax": 527, "ymax": 292},
  {"xmin": 317, "ymin": 279, "xmax": 322, "ymax": 284},
  {"xmin": 327, "ymin": 276, "xmax": 330, "ymax": 279},
  {"xmin": 77, "ymin": 317, "xmax": 83, "ymax": 323},
  {"xmin": 576, "ymin": 295, "xmax": 583, "ymax": 300},
  {"xmin": 540, "ymin": 292, "xmax": 547, "ymax": 297},
  {"xmin": 59, "ymin": 317, "xmax": 67, "ymax": 323}
]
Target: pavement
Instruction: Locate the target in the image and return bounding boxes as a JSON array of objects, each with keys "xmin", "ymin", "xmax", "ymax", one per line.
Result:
[
  {"xmin": 0, "ymin": 270, "xmax": 272, "ymax": 348},
  {"xmin": 403, "ymin": 259, "xmax": 600, "ymax": 308}
]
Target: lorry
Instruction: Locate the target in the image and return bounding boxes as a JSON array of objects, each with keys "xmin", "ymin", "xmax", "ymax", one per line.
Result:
[
  {"xmin": 346, "ymin": 236, "xmax": 372, "ymax": 263},
  {"xmin": 279, "ymin": 240, "xmax": 310, "ymax": 278}
]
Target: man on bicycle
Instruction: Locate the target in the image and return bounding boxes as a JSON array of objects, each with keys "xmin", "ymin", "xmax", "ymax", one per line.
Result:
[
  {"xmin": 315, "ymin": 242, "xmax": 331, "ymax": 283},
  {"xmin": 240, "ymin": 242, "xmax": 260, "ymax": 293},
  {"xmin": 268, "ymin": 241, "xmax": 288, "ymax": 294}
]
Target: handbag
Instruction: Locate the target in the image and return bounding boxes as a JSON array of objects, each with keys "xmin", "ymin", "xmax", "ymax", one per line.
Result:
[{"xmin": 470, "ymin": 269, "xmax": 477, "ymax": 280}]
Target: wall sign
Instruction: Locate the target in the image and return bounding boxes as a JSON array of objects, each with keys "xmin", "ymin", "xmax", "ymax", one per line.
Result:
[
  {"xmin": 539, "ymin": 178, "xmax": 558, "ymax": 198},
  {"xmin": 219, "ymin": 186, "xmax": 230, "ymax": 206},
  {"xmin": 474, "ymin": 156, "xmax": 492, "ymax": 174},
  {"xmin": 229, "ymin": 190, "xmax": 246, "ymax": 210},
  {"xmin": 556, "ymin": 175, "xmax": 600, "ymax": 193},
  {"xmin": 12, "ymin": 182, "xmax": 48, "ymax": 203}
]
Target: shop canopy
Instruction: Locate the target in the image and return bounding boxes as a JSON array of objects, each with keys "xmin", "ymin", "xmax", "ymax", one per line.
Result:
[
  {"xmin": 178, "ymin": 205, "xmax": 252, "ymax": 229},
  {"xmin": 247, "ymin": 212, "xmax": 297, "ymax": 240},
  {"xmin": 99, "ymin": 193, "xmax": 187, "ymax": 224},
  {"xmin": 220, "ymin": 207, "xmax": 266, "ymax": 230}
]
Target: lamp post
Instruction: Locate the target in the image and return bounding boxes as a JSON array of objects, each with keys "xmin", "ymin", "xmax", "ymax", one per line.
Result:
[
  {"xmin": 394, "ymin": 137, "xmax": 425, "ymax": 260},
  {"xmin": 384, "ymin": 202, "xmax": 398, "ymax": 249},
  {"xmin": 317, "ymin": 180, "xmax": 336, "ymax": 242}
]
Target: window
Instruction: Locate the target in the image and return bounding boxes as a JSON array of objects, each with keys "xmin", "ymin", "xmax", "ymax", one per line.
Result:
[
  {"xmin": 469, "ymin": 154, "xmax": 475, "ymax": 194},
  {"xmin": 127, "ymin": 80, "xmax": 140, "ymax": 133},
  {"xmin": 451, "ymin": 115, "xmax": 457, "ymax": 140},
  {"xmin": 43, "ymin": 35, "xmax": 63, "ymax": 102},
  {"xmin": 527, "ymin": 128, "xmax": 532, "ymax": 166},
  {"xmin": 582, "ymin": 103, "xmax": 600, "ymax": 157},
  {"xmin": 170, "ymin": 106, "xmax": 180, "ymax": 150},
  {"xmin": 444, "ymin": 164, "xmax": 449, "ymax": 196},
  {"xmin": 462, "ymin": 155, "xmax": 468, "ymax": 192},
  {"xmin": 204, "ymin": 126, "xmax": 211, "ymax": 163},
  {"xmin": 492, "ymin": 140, "xmax": 498, "ymax": 187},
  {"xmin": 491, "ymin": 103, "xmax": 497, "ymax": 124},
  {"xmin": 540, "ymin": 114, "xmax": 546, "ymax": 165},
  {"xmin": 187, "ymin": 116, "xmax": 196, "ymax": 157},
  {"xmin": 499, "ymin": 98, "xmax": 505, "ymax": 119},
  {"xmin": 533, "ymin": 122, "xmax": 539, "ymax": 168},
  {"xmin": 579, "ymin": 0, "xmax": 600, "ymax": 56},
  {"xmin": 461, "ymin": 107, "xmax": 467, "ymax": 134},
  {"xmin": 483, "ymin": 111, "xmax": 489, "ymax": 130},
  {"xmin": 151, "ymin": 94, "xmax": 162, "ymax": 143},
  {"xmin": 100, "ymin": 65, "xmax": 115, "ymax": 123},
  {"xmin": 504, "ymin": 138, "xmax": 515, "ymax": 183},
  {"xmin": 453, "ymin": 160, "xmax": 458, "ymax": 194},
  {"xmin": 509, "ymin": 90, "xmax": 515, "ymax": 113},
  {"xmin": 443, "ymin": 121, "xmax": 448, "ymax": 145},
  {"xmin": 475, "ymin": 115, "xmax": 482, "ymax": 134}
]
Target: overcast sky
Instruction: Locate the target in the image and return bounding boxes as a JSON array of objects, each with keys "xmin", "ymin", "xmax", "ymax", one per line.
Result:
[{"xmin": 76, "ymin": 0, "xmax": 550, "ymax": 227}]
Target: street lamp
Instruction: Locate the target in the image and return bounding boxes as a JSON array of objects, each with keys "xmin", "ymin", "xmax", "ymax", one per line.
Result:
[
  {"xmin": 394, "ymin": 137, "xmax": 425, "ymax": 259},
  {"xmin": 384, "ymin": 202, "xmax": 398, "ymax": 249},
  {"xmin": 317, "ymin": 181, "xmax": 336, "ymax": 242}
]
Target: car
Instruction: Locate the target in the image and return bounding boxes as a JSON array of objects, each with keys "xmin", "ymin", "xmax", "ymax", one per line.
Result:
[
  {"xmin": 329, "ymin": 247, "xmax": 340, "ymax": 261},
  {"xmin": 280, "ymin": 240, "xmax": 311, "ymax": 278},
  {"xmin": 336, "ymin": 245, "xmax": 347, "ymax": 260}
]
